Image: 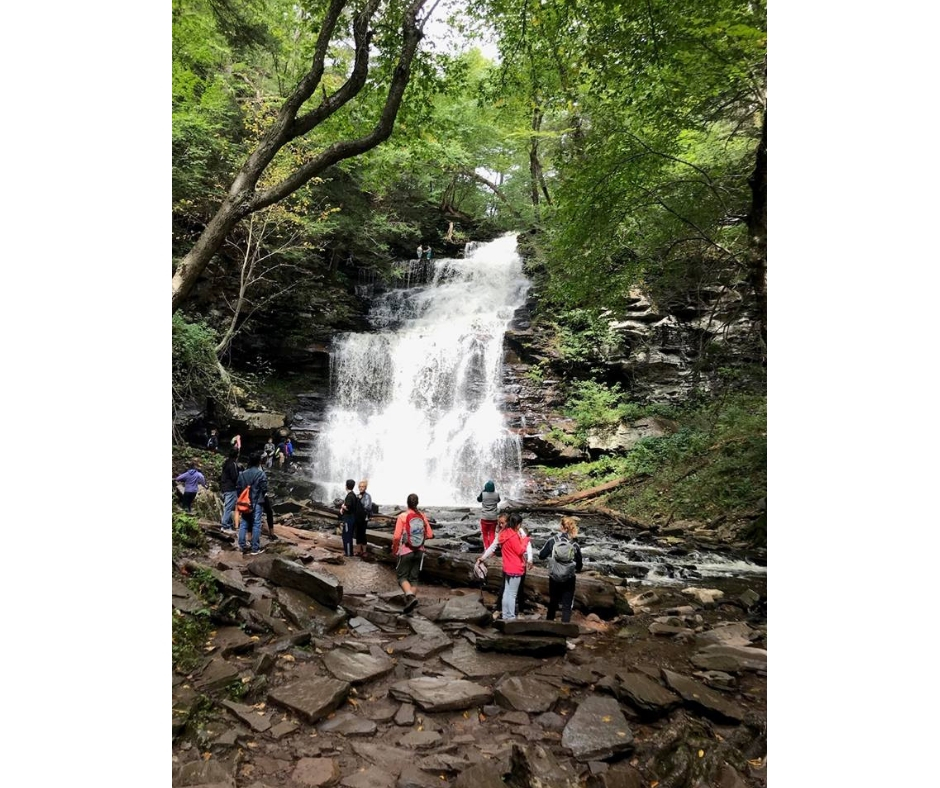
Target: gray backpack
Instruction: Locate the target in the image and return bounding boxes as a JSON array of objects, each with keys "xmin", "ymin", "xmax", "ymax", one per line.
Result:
[{"xmin": 548, "ymin": 535, "xmax": 577, "ymax": 582}]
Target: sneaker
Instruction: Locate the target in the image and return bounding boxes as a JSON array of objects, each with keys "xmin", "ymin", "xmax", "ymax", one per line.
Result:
[
  {"xmin": 220, "ymin": 526, "xmax": 234, "ymax": 533},
  {"xmin": 250, "ymin": 547, "xmax": 265, "ymax": 556},
  {"xmin": 403, "ymin": 594, "xmax": 418, "ymax": 613}
]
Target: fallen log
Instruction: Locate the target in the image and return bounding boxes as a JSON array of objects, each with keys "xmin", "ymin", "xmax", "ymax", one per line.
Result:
[
  {"xmin": 542, "ymin": 477, "xmax": 632, "ymax": 506},
  {"xmin": 360, "ymin": 530, "xmax": 627, "ymax": 618}
]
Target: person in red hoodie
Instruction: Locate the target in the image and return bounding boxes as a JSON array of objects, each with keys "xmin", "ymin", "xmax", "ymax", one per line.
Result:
[
  {"xmin": 391, "ymin": 493, "xmax": 434, "ymax": 613},
  {"xmin": 496, "ymin": 513, "xmax": 530, "ymax": 621}
]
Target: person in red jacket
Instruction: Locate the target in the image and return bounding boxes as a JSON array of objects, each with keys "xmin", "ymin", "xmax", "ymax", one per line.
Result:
[
  {"xmin": 496, "ymin": 513, "xmax": 530, "ymax": 622},
  {"xmin": 391, "ymin": 493, "xmax": 434, "ymax": 613}
]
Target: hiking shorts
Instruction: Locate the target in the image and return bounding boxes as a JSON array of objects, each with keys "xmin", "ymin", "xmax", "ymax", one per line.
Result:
[{"xmin": 396, "ymin": 551, "xmax": 422, "ymax": 585}]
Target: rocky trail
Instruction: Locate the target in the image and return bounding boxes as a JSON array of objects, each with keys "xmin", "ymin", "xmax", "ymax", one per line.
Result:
[{"xmin": 172, "ymin": 519, "xmax": 767, "ymax": 788}]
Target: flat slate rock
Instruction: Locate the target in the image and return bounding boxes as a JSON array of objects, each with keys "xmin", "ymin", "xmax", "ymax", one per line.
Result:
[
  {"xmin": 340, "ymin": 766, "xmax": 397, "ymax": 788},
  {"xmin": 350, "ymin": 741, "xmax": 415, "ymax": 768},
  {"xmin": 407, "ymin": 615, "xmax": 449, "ymax": 639},
  {"xmin": 496, "ymin": 619, "xmax": 579, "ymax": 638},
  {"xmin": 617, "ymin": 673, "xmax": 680, "ymax": 718},
  {"xmin": 661, "ymin": 669, "xmax": 746, "ymax": 723},
  {"xmin": 694, "ymin": 622, "xmax": 756, "ymax": 648},
  {"xmin": 221, "ymin": 700, "xmax": 272, "ymax": 732},
  {"xmin": 321, "ymin": 649, "xmax": 395, "ymax": 685},
  {"xmin": 291, "ymin": 757, "xmax": 340, "ymax": 788},
  {"xmin": 399, "ymin": 730, "xmax": 443, "ymax": 749},
  {"xmin": 276, "ymin": 587, "xmax": 347, "ymax": 633},
  {"xmin": 476, "ymin": 633, "xmax": 568, "ymax": 657},
  {"xmin": 390, "ymin": 677, "xmax": 493, "ymax": 712},
  {"xmin": 362, "ymin": 699, "xmax": 398, "ymax": 722},
  {"xmin": 318, "ymin": 711, "xmax": 377, "ymax": 736},
  {"xmin": 211, "ymin": 626, "xmax": 257, "ymax": 657},
  {"xmin": 268, "ymin": 669, "xmax": 350, "ymax": 723},
  {"xmin": 249, "ymin": 556, "xmax": 343, "ymax": 608},
  {"xmin": 495, "ymin": 676, "xmax": 560, "ymax": 713},
  {"xmin": 386, "ymin": 633, "xmax": 452, "ymax": 660},
  {"xmin": 452, "ymin": 763, "xmax": 507, "ymax": 788},
  {"xmin": 194, "ymin": 657, "xmax": 240, "ymax": 692},
  {"xmin": 440, "ymin": 639, "xmax": 539, "ymax": 679},
  {"xmin": 561, "ymin": 695, "xmax": 634, "ymax": 762},
  {"xmin": 689, "ymin": 644, "xmax": 767, "ymax": 674},
  {"xmin": 436, "ymin": 594, "xmax": 492, "ymax": 625},
  {"xmin": 172, "ymin": 580, "xmax": 204, "ymax": 614}
]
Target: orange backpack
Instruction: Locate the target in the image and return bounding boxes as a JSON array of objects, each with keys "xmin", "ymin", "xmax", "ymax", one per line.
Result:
[{"xmin": 236, "ymin": 485, "xmax": 252, "ymax": 514}]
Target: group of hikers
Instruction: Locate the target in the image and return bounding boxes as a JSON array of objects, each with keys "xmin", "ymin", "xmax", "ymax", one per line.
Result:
[
  {"xmin": 473, "ymin": 479, "xmax": 584, "ymax": 624},
  {"xmin": 175, "ymin": 456, "xmax": 584, "ymax": 622},
  {"xmin": 205, "ymin": 429, "xmax": 294, "ymax": 469}
]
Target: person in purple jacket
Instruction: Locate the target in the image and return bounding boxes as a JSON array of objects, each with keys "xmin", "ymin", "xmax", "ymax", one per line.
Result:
[{"xmin": 175, "ymin": 459, "xmax": 209, "ymax": 513}]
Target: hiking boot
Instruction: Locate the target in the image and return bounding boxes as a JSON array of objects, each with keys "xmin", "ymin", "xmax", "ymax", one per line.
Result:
[
  {"xmin": 220, "ymin": 526, "xmax": 234, "ymax": 533},
  {"xmin": 403, "ymin": 594, "xmax": 418, "ymax": 613},
  {"xmin": 250, "ymin": 547, "xmax": 265, "ymax": 556}
]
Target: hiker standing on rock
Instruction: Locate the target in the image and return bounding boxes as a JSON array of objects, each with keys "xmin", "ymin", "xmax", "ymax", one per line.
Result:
[
  {"xmin": 476, "ymin": 512, "xmax": 533, "ymax": 617},
  {"xmin": 236, "ymin": 452, "xmax": 268, "ymax": 556},
  {"xmin": 476, "ymin": 479, "xmax": 500, "ymax": 550},
  {"xmin": 339, "ymin": 479, "xmax": 358, "ymax": 557},
  {"xmin": 477, "ymin": 512, "xmax": 530, "ymax": 622},
  {"xmin": 175, "ymin": 459, "xmax": 209, "ymax": 514},
  {"xmin": 219, "ymin": 448, "xmax": 241, "ymax": 532},
  {"xmin": 392, "ymin": 493, "xmax": 434, "ymax": 613},
  {"xmin": 355, "ymin": 479, "xmax": 372, "ymax": 557},
  {"xmin": 538, "ymin": 516, "xmax": 584, "ymax": 623}
]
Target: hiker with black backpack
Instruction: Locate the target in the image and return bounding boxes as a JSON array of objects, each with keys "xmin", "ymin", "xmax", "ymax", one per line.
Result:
[
  {"xmin": 538, "ymin": 516, "xmax": 584, "ymax": 623},
  {"xmin": 391, "ymin": 493, "xmax": 434, "ymax": 613}
]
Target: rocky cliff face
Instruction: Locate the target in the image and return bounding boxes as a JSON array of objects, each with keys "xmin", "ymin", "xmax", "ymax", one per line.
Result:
[{"xmin": 502, "ymin": 281, "xmax": 761, "ymax": 472}]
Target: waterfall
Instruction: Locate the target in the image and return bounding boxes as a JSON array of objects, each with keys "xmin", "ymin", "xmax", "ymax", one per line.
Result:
[{"xmin": 310, "ymin": 234, "xmax": 530, "ymax": 507}]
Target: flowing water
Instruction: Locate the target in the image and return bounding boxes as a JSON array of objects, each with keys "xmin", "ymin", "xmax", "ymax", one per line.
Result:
[
  {"xmin": 310, "ymin": 234, "xmax": 529, "ymax": 507},
  {"xmin": 308, "ymin": 234, "xmax": 765, "ymax": 588}
]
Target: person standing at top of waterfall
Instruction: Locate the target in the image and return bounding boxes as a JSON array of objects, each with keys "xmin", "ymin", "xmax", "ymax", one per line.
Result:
[
  {"xmin": 423, "ymin": 245, "xmax": 432, "ymax": 261},
  {"xmin": 355, "ymin": 479, "xmax": 372, "ymax": 557},
  {"xmin": 494, "ymin": 513, "xmax": 530, "ymax": 622},
  {"xmin": 477, "ymin": 480, "xmax": 501, "ymax": 550},
  {"xmin": 392, "ymin": 493, "xmax": 434, "ymax": 613},
  {"xmin": 416, "ymin": 243, "xmax": 423, "ymax": 261},
  {"xmin": 339, "ymin": 479, "xmax": 358, "ymax": 557},
  {"xmin": 538, "ymin": 516, "xmax": 584, "ymax": 623},
  {"xmin": 175, "ymin": 459, "xmax": 209, "ymax": 514}
]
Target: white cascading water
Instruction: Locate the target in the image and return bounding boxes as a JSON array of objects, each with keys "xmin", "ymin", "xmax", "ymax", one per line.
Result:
[{"xmin": 310, "ymin": 234, "xmax": 530, "ymax": 507}]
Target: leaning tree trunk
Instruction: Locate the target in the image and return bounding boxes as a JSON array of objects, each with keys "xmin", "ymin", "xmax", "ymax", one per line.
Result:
[{"xmin": 171, "ymin": 0, "xmax": 429, "ymax": 312}]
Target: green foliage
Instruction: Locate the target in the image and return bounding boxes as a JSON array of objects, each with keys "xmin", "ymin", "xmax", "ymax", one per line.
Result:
[
  {"xmin": 172, "ymin": 511, "xmax": 207, "ymax": 555},
  {"xmin": 172, "ymin": 314, "xmax": 226, "ymax": 414},
  {"xmin": 185, "ymin": 567, "xmax": 221, "ymax": 605},
  {"xmin": 172, "ymin": 608, "xmax": 212, "ymax": 674},
  {"xmin": 543, "ymin": 393, "xmax": 765, "ymax": 524},
  {"xmin": 554, "ymin": 310, "xmax": 616, "ymax": 369}
]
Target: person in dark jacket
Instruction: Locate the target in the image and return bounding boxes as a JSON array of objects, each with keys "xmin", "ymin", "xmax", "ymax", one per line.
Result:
[
  {"xmin": 355, "ymin": 479, "xmax": 372, "ymax": 557},
  {"xmin": 219, "ymin": 449, "xmax": 241, "ymax": 532},
  {"xmin": 538, "ymin": 516, "xmax": 584, "ymax": 623},
  {"xmin": 339, "ymin": 479, "xmax": 358, "ymax": 557},
  {"xmin": 236, "ymin": 452, "xmax": 268, "ymax": 555}
]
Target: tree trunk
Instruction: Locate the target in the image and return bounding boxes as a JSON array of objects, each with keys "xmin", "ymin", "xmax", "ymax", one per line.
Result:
[{"xmin": 171, "ymin": 0, "xmax": 428, "ymax": 312}]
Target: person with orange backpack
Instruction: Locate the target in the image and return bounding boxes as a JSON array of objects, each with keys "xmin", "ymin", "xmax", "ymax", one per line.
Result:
[
  {"xmin": 391, "ymin": 493, "xmax": 434, "ymax": 613},
  {"xmin": 236, "ymin": 451, "xmax": 268, "ymax": 555}
]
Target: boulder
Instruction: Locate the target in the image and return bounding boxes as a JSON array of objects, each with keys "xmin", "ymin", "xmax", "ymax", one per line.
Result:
[
  {"xmin": 436, "ymin": 594, "xmax": 492, "ymax": 625},
  {"xmin": 290, "ymin": 757, "xmax": 340, "ymax": 788},
  {"xmin": 617, "ymin": 673, "xmax": 681, "ymax": 718},
  {"xmin": 508, "ymin": 742, "xmax": 580, "ymax": 787},
  {"xmin": 275, "ymin": 587, "xmax": 347, "ymax": 633}
]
